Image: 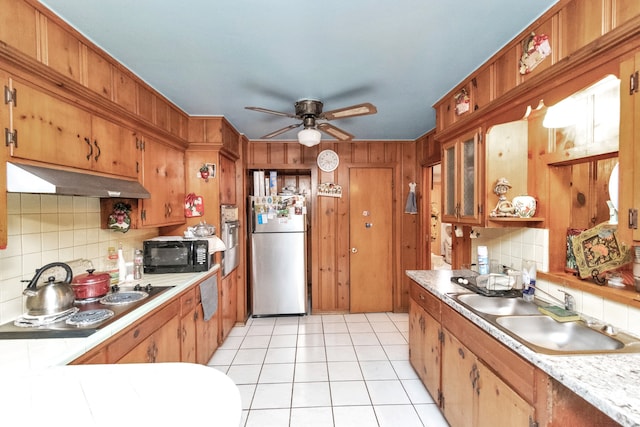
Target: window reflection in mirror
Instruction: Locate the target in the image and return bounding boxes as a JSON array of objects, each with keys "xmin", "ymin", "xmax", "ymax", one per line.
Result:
[{"xmin": 544, "ymin": 75, "xmax": 620, "ymax": 154}]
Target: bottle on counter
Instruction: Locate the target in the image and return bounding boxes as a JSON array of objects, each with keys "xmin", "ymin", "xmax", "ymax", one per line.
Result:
[
  {"xmin": 477, "ymin": 246, "xmax": 489, "ymax": 275},
  {"xmin": 522, "ymin": 259, "xmax": 537, "ymax": 302},
  {"xmin": 117, "ymin": 243, "xmax": 127, "ymax": 284},
  {"xmin": 133, "ymin": 249, "xmax": 143, "ymax": 280},
  {"xmin": 106, "ymin": 246, "xmax": 119, "ymax": 285}
]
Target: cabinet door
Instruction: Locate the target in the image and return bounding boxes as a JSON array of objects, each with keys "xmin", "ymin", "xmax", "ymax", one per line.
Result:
[
  {"xmin": 117, "ymin": 315, "xmax": 181, "ymax": 364},
  {"xmin": 441, "ymin": 130, "xmax": 483, "ymax": 225},
  {"xmin": 10, "ymin": 77, "xmax": 92, "ymax": 169},
  {"xmin": 220, "ymin": 273, "xmax": 237, "ymax": 342},
  {"xmin": 180, "ymin": 289, "xmax": 198, "ymax": 363},
  {"xmin": 476, "ymin": 360, "xmax": 533, "ymax": 427},
  {"xmin": 619, "ymin": 52, "xmax": 640, "ymax": 243},
  {"xmin": 409, "ymin": 299, "xmax": 441, "ymax": 402},
  {"xmin": 219, "ymin": 154, "xmax": 236, "ymax": 205},
  {"xmin": 441, "ymin": 329, "xmax": 476, "ymax": 427},
  {"xmin": 140, "ymin": 138, "xmax": 185, "ymax": 227},
  {"xmin": 90, "ymin": 115, "xmax": 138, "ymax": 178}
]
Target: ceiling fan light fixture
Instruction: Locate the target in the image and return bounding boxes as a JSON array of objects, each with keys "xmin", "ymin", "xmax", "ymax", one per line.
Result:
[{"xmin": 298, "ymin": 128, "xmax": 322, "ymax": 147}]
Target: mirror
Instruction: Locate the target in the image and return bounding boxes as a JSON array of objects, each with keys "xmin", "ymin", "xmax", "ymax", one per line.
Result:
[{"xmin": 429, "ymin": 164, "xmax": 451, "ymax": 270}]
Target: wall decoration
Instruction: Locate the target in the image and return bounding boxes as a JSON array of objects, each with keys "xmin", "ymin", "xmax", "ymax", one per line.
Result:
[
  {"xmin": 318, "ymin": 182, "xmax": 342, "ymax": 198},
  {"xmin": 185, "ymin": 193, "xmax": 204, "ymax": 217},
  {"xmin": 198, "ymin": 163, "xmax": 216, "ymax": 182},
  {"xmin": 404, "ymin": 182, "xmax": 417, "ymax": 214},
  {"xmin": 571, "ymin": 222, "xmax": 632, "ymax": 280},
  {"xmin": 454, "ymin": 88, "xmax": 470, "ymax": 116},
  {"xmin": 519, "ymin": 32, "xmax": 551, "ymax": 75},
  {"xmin": 107, "ymin": 202, "xmax": 131, "ymax": 233}
]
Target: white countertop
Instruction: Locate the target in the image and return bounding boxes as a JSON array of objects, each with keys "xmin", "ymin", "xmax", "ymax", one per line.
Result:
[
  {"xmin": 0, "ymin": 269, "xmax": 217, "ymax": 371},
  {"xmin": 0, "ymin": 362, "xmax": 242, "ymax": 426},
  {"xmin": 406, "ymin": 269, "xmax": 640, "ymax": 427},
  {"xmin": 0, "ymin": 266, "xmax": 242, "ymax": 427}
]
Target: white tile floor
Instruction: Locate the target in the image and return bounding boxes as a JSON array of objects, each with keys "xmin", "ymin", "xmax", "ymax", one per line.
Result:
[{"xmin": 208, "ymin": 312, "xmax": 450, "ymax": 427}]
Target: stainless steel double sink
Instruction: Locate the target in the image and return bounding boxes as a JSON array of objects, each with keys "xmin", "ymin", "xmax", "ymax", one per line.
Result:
[{"xmin": 450, "ymin": 293, "xmax": 640, "ymax": 355}]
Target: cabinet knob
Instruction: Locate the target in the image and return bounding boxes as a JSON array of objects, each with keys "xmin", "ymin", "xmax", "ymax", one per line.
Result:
[{"xmin": 351, "ymin": 247, "xmax": 358, "ymax": 253}]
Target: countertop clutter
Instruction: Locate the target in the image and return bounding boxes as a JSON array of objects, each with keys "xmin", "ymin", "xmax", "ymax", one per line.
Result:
[
  {"xmin": 406, "ymin": 269, "xmax": 640, "ymax": 427},
  {"xmin": 0, "ymin": 267, "xmax": 242, "ymax": 426}
]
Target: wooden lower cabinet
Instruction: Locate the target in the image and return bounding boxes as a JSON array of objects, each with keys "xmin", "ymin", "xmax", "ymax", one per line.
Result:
[
  {"xmin": 409, "ymin": 299, "xmax": 440, "ymax": 401},
  {"xmin": 72, "ymin": 274, "xmax": 220, "ymax": 365},
  {"xmin": 441, "ymin": 329, "xmax": 533, "ymax": 427},
  {"xmin": 219, "ymin": 272, "xmax": 237, "ymax": 342},
  {"xmin": 409, "ymin": 280, "xmax": 617, "ymax": 427}
]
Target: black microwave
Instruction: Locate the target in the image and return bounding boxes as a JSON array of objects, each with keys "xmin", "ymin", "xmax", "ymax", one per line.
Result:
[{"xmin": 143, "ymin": 237, "xmax": 212, "ymax": 273}]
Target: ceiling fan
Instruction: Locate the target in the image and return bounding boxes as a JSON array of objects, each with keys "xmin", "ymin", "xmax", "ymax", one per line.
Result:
[{"xmin": 245, "ymin": 99, "xmax": 377, "ymax": 146}]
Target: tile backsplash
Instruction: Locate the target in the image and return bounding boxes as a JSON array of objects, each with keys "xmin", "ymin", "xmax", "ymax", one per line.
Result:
[
  {"xmin": 472, "ymin": 226, "xmax": 640, "ymax": 337},
  {"xmin": 0, "ymin": 193, "xmax": 158, "ymax": 324}
]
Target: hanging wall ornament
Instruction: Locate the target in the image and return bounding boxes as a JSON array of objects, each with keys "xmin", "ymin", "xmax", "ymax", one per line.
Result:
[
  {"xmin": 519, "ymin": 32, "xmax": 551, "ymax": 75},
  {"xmin": 184, "ymin": 193, "xmax": 204, "ymax": 217},
  {"xmin": 454, "ymin": 88, "xmax": 470, "ymax": 116},
  {"xmin": 108, "ymin": 202, "xmax": 131, "ymax": 233}
]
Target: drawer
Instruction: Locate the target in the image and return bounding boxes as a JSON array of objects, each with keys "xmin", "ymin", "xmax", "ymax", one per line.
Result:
[
  {"xmin": 180, "ymin": 287, "xmax": 197, "ymax": 315},
  {"xmin": 410, "ymin": 281, "xmax": 441, "ymax": 320}
]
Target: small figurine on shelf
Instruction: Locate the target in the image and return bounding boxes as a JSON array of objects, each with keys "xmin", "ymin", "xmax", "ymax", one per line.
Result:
[
  {"xmin": 489, "ymin": 177, "xmax": 517, "ymax": 217},
  {"xmin": 108, "ymin": 202, "xmax": 131, "ymax": 233}
]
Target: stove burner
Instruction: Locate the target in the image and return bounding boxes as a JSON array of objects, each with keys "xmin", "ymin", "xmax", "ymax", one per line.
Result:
[
  {"xmin": 100, "ymin": 291, "xmax": 149, "ymax": 306},
  {"xmin": 14, "ymin": 307, "xmax": 79, "ymax": 328},
  {"xmin": 75, "ymin": 296, "xmax": 102, "ymax": 304},
  {"xmin": 66, "ymin": 309, "xmax": 114, "ymax": 327}
]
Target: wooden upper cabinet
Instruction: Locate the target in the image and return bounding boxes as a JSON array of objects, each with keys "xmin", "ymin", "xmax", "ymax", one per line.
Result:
[
  {"xmin": 9, "ymin": 76, "xmax": 92, "ymax": 169},
  {"xmin": 441, "ymin": 129, "xmax": 483, "ymax": 225},
  {"xmin": 615, "ymin": 0, "xmax": 640, "ymax": 28},
  {"xmin": 140, "ymin": 136, "xmax": 185, "ymax": 227},
  {"xmin": 0, "ymin": 0, "xmax": 38, "ymax": 59},
  {"xmin": 44, "ymin": 18, "xmax": 82, "ymax": 83},
  {"xmin": 219, "ymin": 154, "xmax": 236, "ymax": 205},
  {"xmin": 91, "ymin": 115, "xmax": 138, "ymax": 179},
  {"xmin": 114, "ymin": 69, "xmax": 136, "ymax": 114},
  {"xmin": 85, "ymin": 47, "xmax": 113, "ymax": 100}
]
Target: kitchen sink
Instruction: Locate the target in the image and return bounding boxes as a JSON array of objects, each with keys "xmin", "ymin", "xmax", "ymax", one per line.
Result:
[
  {"xmin": 496, "ymin": 315, "xmax": 625, "ymax": 353},
  {"xmin": 450, "ymin": 292, "xmax": 640, "ymax": 354},
  {"xmin": 456, "ymin": 293, "xmax": 541, "ymax": 316}
]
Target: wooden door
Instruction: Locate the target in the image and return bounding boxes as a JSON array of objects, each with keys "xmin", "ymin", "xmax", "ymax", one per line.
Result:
[{"xmin": 349, "ymin": 168, "xmax": 393, "ymax": 313}]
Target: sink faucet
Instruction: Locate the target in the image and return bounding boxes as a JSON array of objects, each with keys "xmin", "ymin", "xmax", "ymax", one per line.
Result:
[{"xmin": 529, "ymin": 286, "xmax": 576, "ymax": 311}]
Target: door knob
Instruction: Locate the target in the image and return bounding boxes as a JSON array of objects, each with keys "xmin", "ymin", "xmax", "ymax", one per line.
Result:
[{"xmin": 351, "ymin": 247, "xmax": 358, "ymax": 253}]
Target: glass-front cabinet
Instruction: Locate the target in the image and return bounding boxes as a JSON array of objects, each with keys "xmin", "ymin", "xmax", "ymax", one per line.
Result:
[{"xmin": 441, "ymin": 129, "xmax": 483, "ymax": 225}]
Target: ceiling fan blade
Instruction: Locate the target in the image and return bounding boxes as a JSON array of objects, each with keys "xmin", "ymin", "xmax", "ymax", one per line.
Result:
[
  {"xmin": 260, "ymin": 123, "xmax": 301, "ymax": 139},
  {"xmin": 245, "ymin": 106, "xmax": 297, "ymax": 119},
  {"xmin": 317, "ymin": 123, "xmax": 354, "ymax": 141},
  {"xmin": 322, "ymin": 102, "xmax": 377, "ymax": 121}
]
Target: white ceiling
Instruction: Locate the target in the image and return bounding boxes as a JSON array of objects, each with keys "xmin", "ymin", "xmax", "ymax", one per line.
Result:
[{"xmin": 38, "ymin": 0, "xmax": 557, "ymax": 142}]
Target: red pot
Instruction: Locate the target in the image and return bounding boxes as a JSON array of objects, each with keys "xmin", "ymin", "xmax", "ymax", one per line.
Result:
[{"xmin": 72, "ymin": 269, "xmax": 111, "ymax": 300}]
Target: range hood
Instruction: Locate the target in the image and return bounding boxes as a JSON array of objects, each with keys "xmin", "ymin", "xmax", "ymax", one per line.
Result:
[{"xmin": 6, "ymin": 163, "xmax": 150, "ymax": 199}]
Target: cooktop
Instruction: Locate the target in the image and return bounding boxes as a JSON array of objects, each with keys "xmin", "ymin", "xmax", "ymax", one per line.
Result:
[{"xmin": 0, "ymin": 284, "xmax": 174, "ymax": 339}]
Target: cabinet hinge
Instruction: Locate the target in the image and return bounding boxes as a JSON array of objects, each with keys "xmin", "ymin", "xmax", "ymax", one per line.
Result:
[
  {"xmin": 141, "ymin": 210, "xmax": 146, "ymax": 221},
  {"xmin": 136, "ymin": 161, "xmax": 139, "ymax": 174},
  {"xmin": 629, "ymin": 208, "xmax": 638, "ymax": 230},
  {"xmin": 529, "ymin": 416, "xmax": 538, "ymax": 427},
  {"xmin": 5, "ymin": 128, "xmax": 17, "ymax": 147},
  {"xmin": 4, "ymin": 85, "xmax": 16, "ymax": 106},
  {"xmin": 630, "ymin": 71, "xmax": 639, "ymax": 95},
  {"xmin": 438, "ymin": 329, "xmax": 444, "ymax": 344},
  {"xmin": 478, "ymin": 132, "xmax": 483, "ymax": 144},
  {"xmin": 438, "ymin": 389, "xmax": 444, "ymax": 408}
]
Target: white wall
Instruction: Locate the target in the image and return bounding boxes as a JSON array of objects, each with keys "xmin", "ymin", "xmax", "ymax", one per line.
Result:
[
  {"xmin": 0, "ymin": 193, "xmax": 158, "ymax": 324},
  {"xmin": 471, "ymin": 227, "xmax": 640, "ymax": 337}
]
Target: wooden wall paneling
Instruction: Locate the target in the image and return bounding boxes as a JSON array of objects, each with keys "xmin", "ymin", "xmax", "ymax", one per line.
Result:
[
  {"xmin": 398, "ymin": 142, "xmax": 418, "ymax": 312},
  {"xmin": 615, "ymin": 0, "xmax": 640, "ymax": 27},
  {"xmin": 472, "ymin": 65, "xmax": 493, "ymax": 110},
  {"xmin": 317, "ymin": 174, "xmax": 339, "ymax": 312},
  {"xmin": 560, "ymin": 0, "xmax": 607, "ymax": 58},
  {"xmin": 368, "ymin": 143, "xmax": 386, "ymax": 163},
  {"xmin": 0, "ymin": 0, "xmax": 38, "ymax": 59},
  {"xmin": 268, "ymin": 142, "xmax": 286, "ymax": 165},
  {"xmin": 494, "ymin": 46, "xmax": 519, "ymax": 99},
  {"xmin": 41, "ymin": 16, "xmax": 81, "ymax": 82},
  {"xmin": 84, "ymin": 46, "xmax": 112, "ymax": 100},
  {"xmin": 205, "ymin": 118, "xmax": 223, "ymax": 143},
  {"xmin": 137, "ymin": 85, "xmax": 154, "ymax": 123},
  {"xmin": 114, "ymin": 69, "xmax": 136, "ymax": 114},
  {"xmin": 526, "ymin": 107, "xmax": 550, "ymax": 227},
  {"xmin": 335, "ymin": 152, "xmax": 350, "ymax": 312},
  {"xmin": 168, "ymin": 106, "xmax": 181, "ymax": 137},
  {"xmin": 155, "ymin": 99, "xmax": 169, "ymax": 132}
]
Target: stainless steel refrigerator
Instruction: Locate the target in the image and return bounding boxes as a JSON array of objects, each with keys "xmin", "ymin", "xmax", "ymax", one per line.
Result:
[{"xmin": 249, "ymin": 195, "xmax": 307, "ymax": 316}]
